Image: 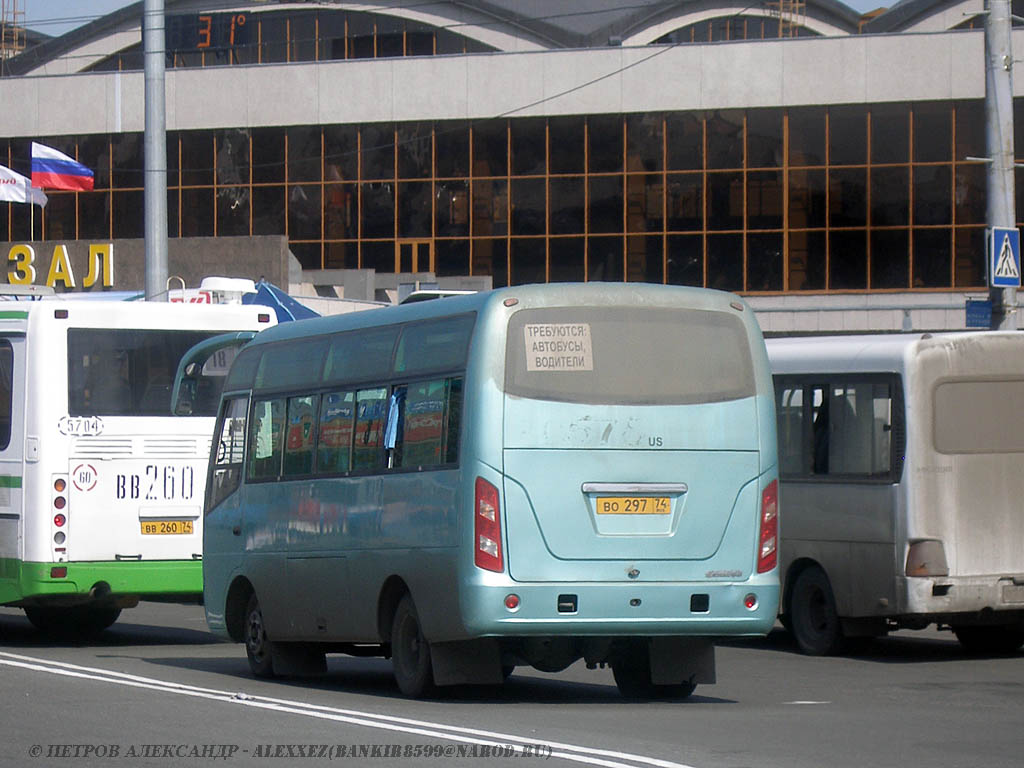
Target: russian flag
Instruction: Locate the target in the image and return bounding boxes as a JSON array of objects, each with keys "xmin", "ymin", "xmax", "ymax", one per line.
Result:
[{"xmin": 31, "ymin": 142, "xmax": 94, "ymax": 191}]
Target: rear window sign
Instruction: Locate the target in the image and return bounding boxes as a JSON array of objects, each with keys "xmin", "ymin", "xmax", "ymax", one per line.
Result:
[{"xmin": 524, "ymin": 323, "xmax": 594, "ymax": 372}]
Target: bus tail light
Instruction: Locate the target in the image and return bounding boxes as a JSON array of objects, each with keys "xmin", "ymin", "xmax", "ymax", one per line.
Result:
[
  {"xmin": 905, "ymin": 539, "xmax": 948, "ymax": 577},
  {"xmin": 757, "ymin": 479, "xmax": 778, "ymax": 573},
  {"xmin": 474, "ymin": 477, "xmax": 503, "ymax": 572}
]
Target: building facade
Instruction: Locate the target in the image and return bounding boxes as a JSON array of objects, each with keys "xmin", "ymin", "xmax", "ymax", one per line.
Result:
[{"xmin": 0, "ymin": 0, "xmax": 1021, "ymax": 329}]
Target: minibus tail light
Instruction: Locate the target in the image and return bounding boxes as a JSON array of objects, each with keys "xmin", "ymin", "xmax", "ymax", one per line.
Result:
[
  {"xmin": 474, "ymin": 477, "xmax": 503, "ymax": 572},
  {"xmin": 757, "ymin": 479, "xmax": 778, "ymax": 573},
  {"xmin": 905, "ymin": 539, "xmax": 948, "ymax": 577}
]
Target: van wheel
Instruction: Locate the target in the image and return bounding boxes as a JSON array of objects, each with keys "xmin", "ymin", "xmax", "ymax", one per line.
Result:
[
  {"xmin": 789, "ymin": 566, "xmax": 844, "ymax": 656},
  {"xmin": 391, "ymin": 595, "xmax": 435, "ymax": 698},
  {"xmin": 953, "ymin": 625, "xmax": 1024, "ymax": 654},
  {"xmin": 244, "ymin": 593, "xmax": 276, "ymax": 677},
  {"xmin": 611, "ymin": 640, "xmax": 697, "ymax": 700}
]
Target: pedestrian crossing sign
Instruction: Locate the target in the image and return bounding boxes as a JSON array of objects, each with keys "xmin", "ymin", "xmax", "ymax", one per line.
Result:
[{"xmin": 990, "ymin": 227, "xmax": 1021, "ymax": 287}]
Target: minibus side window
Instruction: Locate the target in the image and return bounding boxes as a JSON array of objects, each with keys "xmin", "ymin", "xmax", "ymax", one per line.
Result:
[
  {"xmin": 392, "ymin": 379, "xmax": 446, "ymax": 468},
  {"xmin": 775, "ymin": 377, "xmax": 895, "ymax": 480},
  {"xmin": 317, "ymin": 391, "xmax": 355, "ymax": 474},
  {"xmin": 283, "ymin": 394, "xmax": 319, "ymax": 477},
  {"xmin": 209, "ymin": 396, "xmax": 248, "ymax": 511},
  {"xmin": 249, "ymin": 398, "xmax": 286, "ymax": 481},
  {"xmin": 352, "ymin": 387, "xmax": 387, "ymax": 472}
]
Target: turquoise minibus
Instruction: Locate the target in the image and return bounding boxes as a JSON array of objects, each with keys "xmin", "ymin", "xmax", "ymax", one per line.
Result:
[{"xmin": 201, "ymin": 283, "xmax": 779, "ymax": 698}]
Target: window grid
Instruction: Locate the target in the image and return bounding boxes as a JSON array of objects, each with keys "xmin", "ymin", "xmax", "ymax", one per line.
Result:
[{"xmin": 1, "ymin": 103, "xmax": 995, "ymax": 293}]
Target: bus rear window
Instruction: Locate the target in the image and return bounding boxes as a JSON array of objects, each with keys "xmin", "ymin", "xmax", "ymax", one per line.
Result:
[
  {"xmin": 505, "ymin": 307, "xmax": 755, "ymax": 405},
  {"xmin": 934, "ymin": 379, "xmax": 1024, "ymax": 454},
  {"xmin": 68, "ymin": 329, "xmax": 225, "ymax": 416}
]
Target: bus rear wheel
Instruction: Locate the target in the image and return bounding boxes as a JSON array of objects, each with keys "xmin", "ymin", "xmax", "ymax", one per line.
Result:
[
  {"xmin": 391, "ymin": 595, "xmax": 435, "ymax": 698},
  {"xmin": 789, "ymin": 566, "xmax": 844, "ymax": 656},
  {"xmin": 24, "ymin": 604, "xmax": 121, "ymax": 635},
  {"xmin": 244, "ymin": 593, "xmax": 276, "ymax": 677},
  {"xmin": 953, "ymin": 625, "xmax": 1024, "ymax": 654},
  {"xmin": 610, "ymin": 640, "xmax": 697, "ymax": 700}
]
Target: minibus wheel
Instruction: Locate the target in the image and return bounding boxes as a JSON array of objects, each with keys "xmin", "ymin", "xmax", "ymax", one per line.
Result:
[
  {"xmin": 611, "ymin": 639, "xmax": 697, "ymax": 700},
  {"xmin": 244, "ymin": 593, "xmax": 276, "ymax": 677},
  {"xmin": 789, "ymin": 566, "xmax": 844, "ymax": 656},
  {"xmin": 391, "ymin": 595, "xmax": 435, "ymax": 698}
]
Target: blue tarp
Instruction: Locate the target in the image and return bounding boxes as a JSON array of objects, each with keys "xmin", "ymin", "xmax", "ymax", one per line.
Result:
[{"xmin": 242, "ymin": 279, "xmax": 320, "ymax": 322}]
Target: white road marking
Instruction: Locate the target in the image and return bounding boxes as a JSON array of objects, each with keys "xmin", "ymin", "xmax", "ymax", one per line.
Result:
[
  {"xmin": 0, "ymin": 651, "xmax": 697, "ymax": 768},
  {"xmin": 784, "ymin": 700, "xmax": 831, "ymax": 705}
]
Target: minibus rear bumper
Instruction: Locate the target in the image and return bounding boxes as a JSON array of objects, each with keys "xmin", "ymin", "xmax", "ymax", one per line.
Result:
[
  {"xmin": 904, "ymin": 574, "xmax": 1024, "ymax": 621},
  {"xmin": 459, "ymin": 577, "xmax": 779, "ymax": 638}
]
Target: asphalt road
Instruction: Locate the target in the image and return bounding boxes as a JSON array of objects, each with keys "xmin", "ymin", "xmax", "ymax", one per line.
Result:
[{"xmin": 1, "ymin": 602, "xmax": 1022, "ymax": 768}]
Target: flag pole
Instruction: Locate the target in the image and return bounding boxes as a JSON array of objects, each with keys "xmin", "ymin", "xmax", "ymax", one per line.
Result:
[{"xmin": 27, "ymin": 178, "xmax": 34, "ymax": 241}]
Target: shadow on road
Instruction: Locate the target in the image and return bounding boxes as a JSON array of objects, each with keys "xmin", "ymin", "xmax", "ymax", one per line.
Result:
[
  {"xmin": 0, "ymin": 609, "xmax": 222, "ymax": 649},
  {"xmin": 719, "ymin": 626, "xmax": 1022, "ymax": 664},
  {"xmin": 144, "ymin": 653, "xmax": 737, "ymax": 706}
]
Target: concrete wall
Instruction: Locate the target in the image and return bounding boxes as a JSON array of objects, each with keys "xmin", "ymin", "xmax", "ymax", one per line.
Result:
[
  {"xmin": 1, "ymin": 30, "xmax": 1014, "ymax": 139},
  {"xmin": 746, "ymin": 290, "xmax": 1000, "ymax": 334}
]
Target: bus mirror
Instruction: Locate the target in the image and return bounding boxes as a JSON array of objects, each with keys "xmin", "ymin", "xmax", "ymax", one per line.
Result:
[{"xmin": 173, "ymin": 380, "xmax": 196, "ymax": 416}]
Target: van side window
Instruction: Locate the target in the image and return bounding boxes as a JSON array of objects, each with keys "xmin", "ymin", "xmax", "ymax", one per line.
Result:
[
  {"xmin": 323, "ymin": 328, "xmax": 398, "ymax": 384},
  {"xmin": 317, "ymin": 391, "xmax": 355, "ymax": 474},
  {"xmin": 0, "ymin": 341, "xmax": 12, "ymax": 451},
  {"xmin": 249, "ymin": 398, "xmax": 286, "ymax": 481},
  {"xmin": 394, "ymin": 315, "xmax": 474, "ymax": 375},
  {"xmin": 392, "ymin": 379, "xmax": 447, "ymax": 468},
  {"xmin": 775, "ymin": 376, "xmax": 897, "ymax": 480},
  {"xmin": 352, "ymin": 387, "xmax": 388, "ymax": 472},
  {"xmin": 283, "ymin": 395, "xmax": 319, "ymax": 477},
  {"xmin": 209, "ymin": 396, "xmax": 248, "ymax": 511}
]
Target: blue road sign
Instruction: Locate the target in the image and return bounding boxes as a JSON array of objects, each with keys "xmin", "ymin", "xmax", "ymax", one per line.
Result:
[
  {"xmin": 965, "ymin": 298, "xmax": 992, "ymax": 328},
  {"xmin": 990, "ymin": 227, "xmax": 1021, "ymax": 287}
]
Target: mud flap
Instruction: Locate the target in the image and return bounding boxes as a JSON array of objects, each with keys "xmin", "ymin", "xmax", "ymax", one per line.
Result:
[
  {"xmin": 649, "ymin": 637, "xmax": 715, "ymax": 685},
  {"xmin": 430, "ymin": 638, "xmax": 504, "ymax": 686}
]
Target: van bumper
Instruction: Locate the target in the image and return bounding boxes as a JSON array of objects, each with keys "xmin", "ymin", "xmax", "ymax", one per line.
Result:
[{"xmin": 459, "ymin": 577, "xmax": 779, "ymax": 638}]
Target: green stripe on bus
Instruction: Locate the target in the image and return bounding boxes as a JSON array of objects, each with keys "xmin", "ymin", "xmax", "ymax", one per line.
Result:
[
  {"xmin": 0, "ymin": 311, "xmax": 29, "ymax": 319},
  {"xmin": 3, "ymin": 560, "xmax": 203, "ymax": 604},
  {"xmin": 0, "ymin": 475, "xmax": 22, "ymax": 488}
]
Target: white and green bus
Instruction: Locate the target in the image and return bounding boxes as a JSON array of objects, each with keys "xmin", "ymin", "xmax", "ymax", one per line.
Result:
[
  {"xmin": 0, "ymin": 299, "xmax": 273, "ymax": 633},
  {"xmin": 202, "ymin": 283, "xmax": 780, "ymax": 698}
]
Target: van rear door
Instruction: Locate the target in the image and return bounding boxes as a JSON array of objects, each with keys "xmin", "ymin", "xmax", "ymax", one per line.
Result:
[{"xmin": 501, "ymin": 305, "xmax": 763, "ymax": 583}]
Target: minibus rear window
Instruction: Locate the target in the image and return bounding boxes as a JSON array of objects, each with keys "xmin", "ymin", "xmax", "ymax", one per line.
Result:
[{"xmin": 505, "ymin": 307, "xmax": 755, "ymax": 405}]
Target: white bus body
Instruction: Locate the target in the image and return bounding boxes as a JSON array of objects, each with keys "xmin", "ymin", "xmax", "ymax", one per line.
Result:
[
  {"xmin": 0, "ymin": 299, "xmax": 273, "ymax": 632},
  {"xmin": 768, "ymin": 332, "xmax": 1024, "ymax": 654}
]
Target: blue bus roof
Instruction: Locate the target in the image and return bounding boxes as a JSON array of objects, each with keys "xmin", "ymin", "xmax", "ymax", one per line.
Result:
[{"xmin": 243, "ymin": 283, "xmax": 755, "ymax": 349}]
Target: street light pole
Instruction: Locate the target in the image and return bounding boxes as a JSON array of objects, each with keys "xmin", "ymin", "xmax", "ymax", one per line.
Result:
[
  {"xmin": 143, "ymin": 0, "xmax": 168, "ymax": 301},
  {"xmin": 985, "ymin": 0, "xmax": 1018, "ymax": 329}
]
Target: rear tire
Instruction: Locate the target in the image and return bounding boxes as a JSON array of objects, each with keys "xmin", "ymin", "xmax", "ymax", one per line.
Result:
[
  {"xmin": 611, "ymin": 640, "xmax": 697, "ymax": 700},
  {"xmin": 391, "ymin": 595, "xmax": 435, "ymax": 698},
  {"xmin": 953, "ymin": 625, "xmax": 1024, "ymax": 654},
  {"xmin": 24, "ymin": 604, "xmax": 121, "ymax": 635},
  {"xmin": 244, "ymin": 593, "xmax": 276, "ymax": 677},
  {"xmin": 789, "ymin": 566, "xmax": 845, "ymax": 656}
]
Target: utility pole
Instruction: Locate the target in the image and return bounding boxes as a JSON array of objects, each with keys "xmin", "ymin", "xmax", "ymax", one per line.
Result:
[
  {"xmin": 985, "ymin": 0, "xmax": 1018, "ymax": 329},
  {"xmin": 143, "ymin": 0, "xmax": 168, "ymax": 301}
]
